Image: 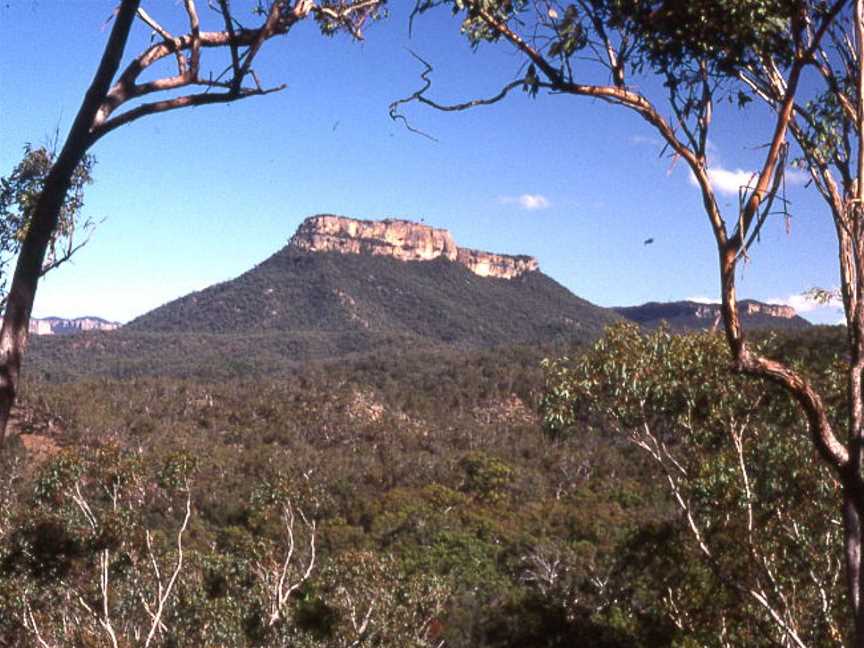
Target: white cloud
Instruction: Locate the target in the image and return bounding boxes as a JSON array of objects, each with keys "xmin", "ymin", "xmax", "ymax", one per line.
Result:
[
  {"xmin": 784, "ymin": 168, "xmax": 810, "ymax": 186},
  {"xmin": 498, "ymin": 194, "xmax": 551, "ymax": 210},
  {"xmin": 767, "ymin": 292, "xmax": 842, "ymax": 314},
  {"xmin": 689, "ymin": 165, "xmax": 808, "ymax": 197},
  {"xmin": 686, "ymin": 295, "xmax": 720, "ymax": 304},
  {"xmin": 688, "ymin": 166, "xmax": 756, "ymax": 197}
]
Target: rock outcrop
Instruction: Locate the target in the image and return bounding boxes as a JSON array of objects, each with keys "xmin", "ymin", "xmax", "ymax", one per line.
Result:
[
  {"xmin": 29, "ymin": 317, "xmax": 120, "ymax": 336},
  {"xmin": 739, "ymin": 301, "xmax": 797, "ymax": 319},
  {"xmin": 456, "ymin": 248, "xmax": 539, "ymax": 279},
  {"xmin": 289, "ymin": 215, "xmax": 538, "ymax": 279},
  {"xmin": 613, "ymin": 299, "xmax": 808, "ymax": 331},
  {"xmin": 690, "ymin": 301, "xmax": 796, "ymax": 320}
]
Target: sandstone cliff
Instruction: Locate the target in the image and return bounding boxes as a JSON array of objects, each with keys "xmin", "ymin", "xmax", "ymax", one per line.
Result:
[
  {"xmin": 29, "ymin": 317, "xmax": 120, "ymax": 336},
  {"xmin": 289, "ymin": 215, "xmax": 538, "ymax": 280},
  {"xmin": 739, "ymin": 301, "xmax": 797, "ymax": 319},
  {"xmin": 613, "ymin": 299, "xmax": 808, "ymax": 331},
  {"xmin": 690, "ymin": 301, "xmax": 796, "ymax": 320}
]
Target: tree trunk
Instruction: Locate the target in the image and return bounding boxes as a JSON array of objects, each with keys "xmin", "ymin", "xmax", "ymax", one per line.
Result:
[
  {"xmin": 0, "ymin": 0, "xmax": 140, "ymax": 446},
  {"xmin": 0, "ymin": 172, "xmax": 74, "ymax": 443},
  {"xmin": 844, "ymin": 491, "xmax": 864, "ymax": 647}
]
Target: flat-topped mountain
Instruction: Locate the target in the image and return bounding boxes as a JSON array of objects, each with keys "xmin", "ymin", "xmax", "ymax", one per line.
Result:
[
  {"xmin": 123, "ymin": 215, "xmax": 618, "ymax": 349},
  {"xmin": 291, "ymin": 215, "xmax": 539, "ymax": 279},
  {"xmin": 26, "ymin": 218, "xmax": 821, "ymax": 380},
  {"xmin": 613, "ymin": 299, "xmax": 811, "ymax": 331}
]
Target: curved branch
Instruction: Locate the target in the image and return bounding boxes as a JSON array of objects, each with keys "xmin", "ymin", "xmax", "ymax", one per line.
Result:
[
  {"xmin": 94, "ymin": 0, "xmax": 318, "ymax": 129},
  {"xmin": 741, "ymin": 351, "xmax": 849, "ymax": 469},
  {"xmin": 93, "ymin": 84, "xmax": 286, "ymax": 140},
  {"xmin": 389, "ymin": 50, "xmax": 526, "ymax": 141}
]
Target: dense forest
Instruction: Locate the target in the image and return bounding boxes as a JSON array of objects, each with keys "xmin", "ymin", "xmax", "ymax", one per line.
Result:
[{"xmin": 0, "ymin": 326, "xmax": 848, "ymax": 646}]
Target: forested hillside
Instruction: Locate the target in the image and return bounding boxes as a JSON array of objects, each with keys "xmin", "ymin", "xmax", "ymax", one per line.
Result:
[{"xmin": 125, "ymin": 247, "xmax": 619, "ymax": 346}]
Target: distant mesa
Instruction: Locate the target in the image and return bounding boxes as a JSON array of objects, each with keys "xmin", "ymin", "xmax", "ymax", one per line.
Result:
[
  {"xmin": 29, "ymin": 316, "xmax": 120, "ymax": 336},
  {"xmin": 289, "ymin": 215, "xmax": 539, "ymax": 280},
  {"xmin": 26, "ymin": 215, "xmax": 818, "ymax": 379},
  {"xmin": 613, "ymin": 299, "xmax": 810, "ymax": 331},
  {"xmin": 122, "ymin": 212, "xmax": 616, "ymax": 349}
]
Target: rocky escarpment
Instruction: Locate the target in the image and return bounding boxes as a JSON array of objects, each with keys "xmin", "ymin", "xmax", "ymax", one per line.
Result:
[
  {"xmin": 614, "ymin": 299, "xmax": 809, "ymax": 331},
  {"xmin": 738, "ymin": 301, "xmax": 797, "ymax": 319},
  {"xmin": 289, "ymin": 215, "xmax": 539, "ymax": 279},
  {"xmin": 29, "ymin": 317, "xmax": 120, "ymax": 336}
]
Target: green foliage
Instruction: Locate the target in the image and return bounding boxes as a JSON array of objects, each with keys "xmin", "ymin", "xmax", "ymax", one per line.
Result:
[
  {"xmin": 601, "ymin": 0, "xmax": 799, "ymax": 72},
  {"xmin": 0, "ymin": 144, "xmax": 93, "ymax": 244},
  {"xmin": 4, "ymin": 339, "xmax": 676, "ymax": 646},
  {"xmin": 419, "ymin": 0, "xmax": 801, "ymax": 76},
  {"xmin": 6, "ymin": 326, "xmax": 847, "ymax": 645},
  {"xmin": 542, "ymin": 324, "xmax": 846, "ymax": 645},
  {"xmin": 26, "ymin": 320, "xmax": 585, "ymax": 388},
  {"xmin": 459, "ymin": 452, "xmax": 514, "ymax": 503},
  {"xmin": 0, "ymin": 144, "xmax": 95, "ymax": 299},
  {"xmin": 123, "ymin": 247, "xmax": 617, "ymax": 343}
]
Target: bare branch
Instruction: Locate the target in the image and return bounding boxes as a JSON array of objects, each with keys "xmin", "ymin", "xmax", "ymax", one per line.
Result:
[
  {"xmin": 217, "ymin": 0, "xmax": 241, "ymax": 81},
  {"xmin": 99, "ymin": 550, "xmax": 119, "ymax": 648},
  {"xmin": 258, "ymin": 499, "xmax": 317, "ymax": 627},
  {"xmin": 22, "ymin": 596, "xmax": 55, "ymax": 648},
  {"xmin": 143, "ymin": 488, "xmax": 192, "ymax": 648},
  {"xmin": 95, "ymin": 85, "xmax": 286, "ymax": 139},
  {"xmin": 185, "ymin": 0, "xmax": 202, "ymax": 80},
  {"xmin": 231, "ymin": 0, "xmax": 288, "ymax": 94},
  {"xmin": 738, "ymin": 144, "xmax": 789, "ymax": 260},
  {"xmin": 389, "ymin": 50, "xmax": 527, "ymax": 141}
]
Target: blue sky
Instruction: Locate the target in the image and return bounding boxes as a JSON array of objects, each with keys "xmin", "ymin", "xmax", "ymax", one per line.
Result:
[{"xmin": 0, "ymin": 1, "xmax": 844, "ymax": 324}]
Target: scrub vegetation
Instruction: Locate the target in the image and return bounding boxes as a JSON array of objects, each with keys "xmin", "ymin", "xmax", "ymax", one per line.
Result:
[{"xmin": 0, "ymin": 325, "xmax": 849, "ymax": 646}]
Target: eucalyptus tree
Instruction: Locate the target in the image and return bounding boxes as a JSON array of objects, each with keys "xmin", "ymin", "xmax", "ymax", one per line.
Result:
[
  {"xmin": 395, "ymin": 0, "xmax": 864, "ymax": 643},
  {"xmin": 543, "ymin": 325, "xmax": 847, "ymax": 646},
  {"xmin": 0, "ymin": 145, "xmax": 97, "ymax": 310},
  {"xmin": 0, "ymin": 0, "xmax": 384, "ymax": 444}
]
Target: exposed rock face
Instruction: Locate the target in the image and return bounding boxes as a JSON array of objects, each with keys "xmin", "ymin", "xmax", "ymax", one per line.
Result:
[
  {"xmin": 613, "ymin": 299, "xmax": 808, "ymax": 331},
  {"xmin": 740, "ymin": 301, "xmax": 797, "ymax": 319},
  {"xmin": 291, "ymin": 215, "xmax": 458, "ymax": 262},
  {"xmin": 290, "ymin": 215, "xmax": 538, "ymax": 279},
  {"xmin": 691, "ymin": 301, "xmax": 796, "ymax": 320},
  {"xmin": 29, "ymin": 317, "xmax": 120, "ymax": 336},
  {"xmin": 457, "ymin": 248, "xmax": 539, "ymax": 279}
]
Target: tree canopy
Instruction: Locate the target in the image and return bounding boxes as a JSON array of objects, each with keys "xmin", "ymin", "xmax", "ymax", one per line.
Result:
[{"xmin": 400, "ymin": 0, "xmax": 864, "ymax": 642}]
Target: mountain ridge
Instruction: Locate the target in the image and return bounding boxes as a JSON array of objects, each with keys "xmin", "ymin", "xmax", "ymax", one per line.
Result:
[
  {"xmin": 27, "ymin": 216, "xmax": 813, "ymax": 369},
  {"xmin": 613, "ymin": 299, "xmax": 811, "ymax": 330}
]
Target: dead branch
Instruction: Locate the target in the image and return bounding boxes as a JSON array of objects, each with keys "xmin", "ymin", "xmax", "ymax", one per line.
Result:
[
  {"xmin": 257, "ymin": 500, "xmax": 317, "ymax": 627},
  {"xmin": 143, "ymin": 488, "xmax": 192, "ymax": 648},
  {"xmin": 390, "ymin": 50, "xmax": 527, "ymax": 142},
  {"xmin": 22, "ymin": 595, "xmax": 55, "ymax": 648},
  {"xmin": 626, "ymin": 410, "xmax": 812, "ymax": 648},
  {"xmin": 89, "ymin": 0, "xmax": 381, "ymax": 140}
]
